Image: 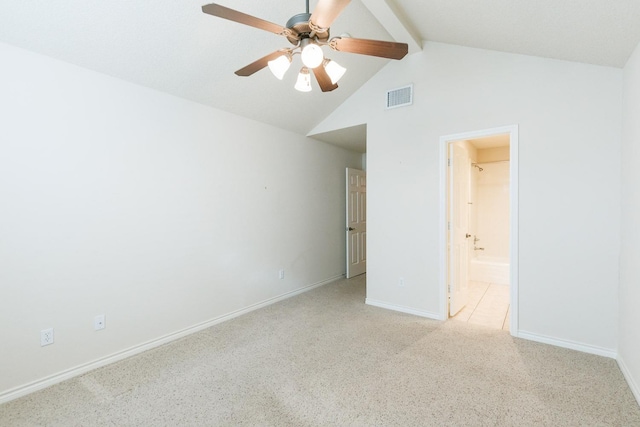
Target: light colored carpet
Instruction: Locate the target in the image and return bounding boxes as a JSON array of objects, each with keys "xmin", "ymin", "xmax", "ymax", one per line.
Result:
[{"xmin": 1, "ymin": 275, "xmax": 639, "ymax": 426}]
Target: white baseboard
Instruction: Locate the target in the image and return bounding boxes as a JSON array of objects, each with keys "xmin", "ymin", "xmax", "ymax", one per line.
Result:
[
  {"xmin": 0, "ymin": 275, "xmax": 343, "ymax": 405},
  {"xmin": 516, "ymin": 330, "xmax": 617, "ymax": 359},
  {"xmin": 365, "ymin": 298, "xmax": 442, "ymax": 320},
  {"xmin": 617, "ymin": 356, "xmax": 640, "ymax": 406}
]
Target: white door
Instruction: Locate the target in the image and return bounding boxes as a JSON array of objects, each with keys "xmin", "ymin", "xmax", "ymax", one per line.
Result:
[
  {"xmin": 346, "ymin": 168, "xmax": 366, "ymax": 278},
  {"xmin": 449, "ymin": 142, "xmax": 470, "ymax": 316}
]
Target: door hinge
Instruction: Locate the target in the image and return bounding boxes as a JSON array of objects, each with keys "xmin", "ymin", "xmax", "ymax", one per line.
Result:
[
  {"xmin": 448, "ymin": 158, "xmax": 451, "ymax": 166},
  {"xmin": 448, "ymin": 221, "xmax": 451, "ymax": 230}
]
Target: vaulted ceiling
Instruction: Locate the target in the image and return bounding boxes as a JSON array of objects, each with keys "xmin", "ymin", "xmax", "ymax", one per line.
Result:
[{"xmin": 2, "ymin": 0, "xmax": 640, "ymax": 150}]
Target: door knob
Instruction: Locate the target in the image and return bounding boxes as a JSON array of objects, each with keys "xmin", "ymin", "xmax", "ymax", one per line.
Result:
[
  {"xmin": 465, "ymin": 233, "xmax": 471, "ymax": 238},
  {"xmin": 348, "ymin": 227, "xmax": 356, "ymax": 231}
]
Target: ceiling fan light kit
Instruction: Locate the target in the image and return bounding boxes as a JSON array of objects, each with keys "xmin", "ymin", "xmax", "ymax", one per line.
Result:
[
  {"xmin": 295, "ymin": 67, "xmax": 313, "ymax": 92},
  {"xmin": 300, "ymin": 38, "xmax": 325, "ymax": 69},
  {"xmin": 323, "ymin": 58, "xmax": 347, "ymax": 84},
  {"xmin": 267, "ymin": 53, "xmax": 292, "ymax": 80},
  {"xmin": 201, "ymin": 0, "xmax": 409, "ymax": 93}
]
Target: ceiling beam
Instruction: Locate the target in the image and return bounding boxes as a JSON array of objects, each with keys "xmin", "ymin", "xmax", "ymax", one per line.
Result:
[{"xmin": 360, "ymin": 0, "xmax": 422, "ymax": 54}]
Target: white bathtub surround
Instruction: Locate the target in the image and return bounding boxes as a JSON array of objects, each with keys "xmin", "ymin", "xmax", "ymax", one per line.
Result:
[
  {"xmin": 470, "ymin": 256, "xmax": 510, "ymax": 285},
  {"xmin": 474, "ymin": 160, "xmax": 510, "ymax": 260}
]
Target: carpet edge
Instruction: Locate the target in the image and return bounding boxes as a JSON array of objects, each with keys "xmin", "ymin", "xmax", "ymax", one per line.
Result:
[{"xmin": 0, "ymin": 274, "xmax": 344, "ymax": 405}]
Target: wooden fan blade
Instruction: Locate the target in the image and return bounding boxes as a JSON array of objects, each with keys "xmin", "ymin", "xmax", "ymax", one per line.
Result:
[
  {"xmin": 235, "ymin": 51, "xmax": 285, "ymax": 77},
  {"xmin": 202, "ymin": 3, "xmax": 288, "ymax": 35},
  {"xmin": 330, "ymin": 37, "xmax": 408, "ymax": 60},
  {"xmin": 313, "ymin": 66, "xmax": 338, "ymax": 92},
  {"xmin": 310, "ymin": 0, "xmax": 351, "ymax": 30}
]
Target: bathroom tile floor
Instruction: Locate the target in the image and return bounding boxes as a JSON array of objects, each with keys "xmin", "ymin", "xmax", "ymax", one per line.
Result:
[{"xmin": 452, "ymin": 281, "xmax": 510, "ymax": 331}]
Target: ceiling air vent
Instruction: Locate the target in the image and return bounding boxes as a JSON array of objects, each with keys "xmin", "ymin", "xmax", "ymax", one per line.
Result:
[{"xmin": 386, "ymin": 84, "xmax": 413, "ymax": 109}]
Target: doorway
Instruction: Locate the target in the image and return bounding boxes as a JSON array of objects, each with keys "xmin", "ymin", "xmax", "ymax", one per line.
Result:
[
  {"xmin": 346, "ymin": 167, "xmax": 366, "ymax": 278},
  {"xmin": 439, "ymin": 125, "xmax": 519, "ymax": 334}
]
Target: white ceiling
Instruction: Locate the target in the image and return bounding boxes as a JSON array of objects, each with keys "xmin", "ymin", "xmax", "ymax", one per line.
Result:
[
  {"xmin": 0, "ymin": 0, "xmax": 393, "ymax": 137},
  {"xmin": 468, "ymin": 134, "xmax": 510, "ymax": 149},
  {"xmin": 312, "ymin": 123, "xmax": 368, "ymax": 153},
  {"xmin": 2, "ymin": 0, "xmax": 640, "ymax": 152},
  {"xmin": 396, "ymin": 0, "xmax": 640, "ymax": 69}
]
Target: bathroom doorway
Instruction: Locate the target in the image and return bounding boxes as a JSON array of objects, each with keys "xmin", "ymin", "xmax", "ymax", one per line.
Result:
[{"xmin": 439, "ymin": 125, "xmax": 519, "ymax": 334}]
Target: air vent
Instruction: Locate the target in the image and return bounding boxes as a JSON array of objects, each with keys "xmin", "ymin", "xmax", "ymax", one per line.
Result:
[{"xmin": 386, "ymin": 84, "xmax": 413, "ymax": 109}]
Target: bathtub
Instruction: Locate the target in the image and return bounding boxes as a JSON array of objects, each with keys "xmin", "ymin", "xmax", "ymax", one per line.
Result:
[{"xmin": 469, "ymin": 256, "xmax": 510, "ymax": 285}]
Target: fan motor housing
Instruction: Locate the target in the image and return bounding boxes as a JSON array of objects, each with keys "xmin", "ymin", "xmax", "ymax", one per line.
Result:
[{"xmin": 285, "ymin": 13, "xmax": 329, "ymax": 44}]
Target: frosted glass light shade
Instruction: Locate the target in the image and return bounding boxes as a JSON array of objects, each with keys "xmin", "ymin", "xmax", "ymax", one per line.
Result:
[
  {"xmin": 294, "ymin": 68, "xmax": 312, "ymax": 92},
  {"xmin": 268, "ymin": 54, "xmax": 291, "ymax": 80},
  {"xmin": 301, "ymin": 43, "xmax": 324, "ymax": 69},
  {"xmin": 324, "ymin": 59, "xmax": 346, "ymax": 84}
]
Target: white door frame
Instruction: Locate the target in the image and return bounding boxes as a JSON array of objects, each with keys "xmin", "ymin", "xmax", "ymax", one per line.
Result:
[{"xmin": 438, "ymin": 125, "xmax": 519, "ymax": 336}]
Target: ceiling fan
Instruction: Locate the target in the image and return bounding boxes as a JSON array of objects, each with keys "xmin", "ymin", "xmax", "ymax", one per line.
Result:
[{"xmin": 201, "ymin": 0, "xmax": 409, "ymax": 92}]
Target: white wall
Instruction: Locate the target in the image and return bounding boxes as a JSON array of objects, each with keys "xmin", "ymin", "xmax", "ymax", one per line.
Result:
[
  {"xmin": 619, "ymin": 40, "xmax": 640, "ymax": 402},
  {"xmin": 311, "ymin": 42, "xmax": 622, "ymax": 354},
  {"xmin": 0, "ymin": 42, "xmax": 362, "ymax": 399}
]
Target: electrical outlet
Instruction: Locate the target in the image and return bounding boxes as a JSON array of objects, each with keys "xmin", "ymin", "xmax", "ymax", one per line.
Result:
[
  {"xmin": 41, "ymin": 328, "xmax": 54, "ymax": 346},
  {"xmin": 279, "ymin": 269, "xmax": 285, "ymax": 279},
  {"xmin": 399, "ymin": 277, "xmax": 405, "ymax": 287},
  {"xmin": 94, "ymin": 314, "xmax": 106, "ymax": 331}
]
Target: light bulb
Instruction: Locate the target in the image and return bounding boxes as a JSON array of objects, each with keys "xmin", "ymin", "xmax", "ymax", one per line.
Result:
[
  {"xmin": 301, "ymin": 43, "xmax": 324, "ymax": 69},
  {"xmin": 267, "ymin": 54, "xmax": 291, "ymax": 80},
  {"xmin": 294, "ymin": 67, "xmax": 312, "ymax": 92},
  {"xmin": 324, "ymin": 59, "xmax": 346, "ymax": 84}
]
